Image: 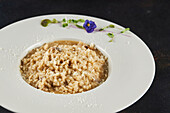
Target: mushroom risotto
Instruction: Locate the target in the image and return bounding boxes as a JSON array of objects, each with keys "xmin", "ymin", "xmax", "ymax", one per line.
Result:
[{"xmin": 20, "ymin": 40, "xmax": 108, "ymax": 94}]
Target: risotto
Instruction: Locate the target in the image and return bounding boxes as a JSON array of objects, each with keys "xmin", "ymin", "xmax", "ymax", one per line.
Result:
[{"xmin": 20, "ymin": 40, "xmax": 108, "ymax": 94}]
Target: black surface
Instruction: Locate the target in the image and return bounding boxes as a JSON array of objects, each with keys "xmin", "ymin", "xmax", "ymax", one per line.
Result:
[{"xmin": 0, "ymin": 0, "xmax": 169, "ymax": 113}]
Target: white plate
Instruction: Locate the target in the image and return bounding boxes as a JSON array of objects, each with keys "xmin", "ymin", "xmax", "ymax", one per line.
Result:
[{"xmin": 0, "ymin": 14, "xmax": 155, "ymax": 113}]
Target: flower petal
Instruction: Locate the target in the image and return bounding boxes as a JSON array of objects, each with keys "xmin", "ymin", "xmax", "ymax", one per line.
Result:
[
  {"xmin": 83, "ymin": 20, "xmax": 89, "ymax": 28},
  {"xmin": 83, "ymin": 20, "xmax": 97, "ymax": 33}
]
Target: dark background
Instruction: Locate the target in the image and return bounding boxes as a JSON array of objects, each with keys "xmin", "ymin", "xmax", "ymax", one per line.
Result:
[{"xmin": 0, "ymin": 0, "xmax": 169, "ymax": 113}]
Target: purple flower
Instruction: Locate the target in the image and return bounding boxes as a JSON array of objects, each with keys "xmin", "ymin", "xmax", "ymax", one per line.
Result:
[{"xmin": 83, "ymin": 20, "xmax": 97, "ymax": 33}]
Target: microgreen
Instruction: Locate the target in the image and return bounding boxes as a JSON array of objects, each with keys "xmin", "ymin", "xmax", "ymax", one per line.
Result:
[
  {"xmin": 108, "ymin": 24, "xmax": 115, "ymax": 28},
  {"xmin": 121, "ymin": 28, "xmax": 130, "ymax": 33},
  {"xmin": 41, "ymin": 18, "xmax": 130, "ymax": 43},
  {"xmin": 77, "ymin": 19, "xmax": 85, "ymax": 22},
  {"xmin": 62, "ymin": 18, "xmax": 66, "ymax": 22},
  {"xmin": 107, "ymin": 33, "xmax": 114, "ymax": 38},
  {"xmin": 41, "ymin": 19, "xmax": 51, "ymax": 27},
  {"xmin": 51, "ymin": 19, "xmax": 57, "ymax": 23},
  {"xmin": 99, "ymin": 24, "xmax": 115, "ymax": 31},
  {"xmin": 76, "ymin": 24, "xmax": 84, "ymax": 29},
  {"xmin": 109, "ymin": 39, "xmax": 114, "ymax": 42},
  {"xmin": 107, "ymin": 33, "xmax": 114, "ymax": 42},
  {"xmin": 62, "ymin": 23, "xmax": 68, "ymax": 27}
]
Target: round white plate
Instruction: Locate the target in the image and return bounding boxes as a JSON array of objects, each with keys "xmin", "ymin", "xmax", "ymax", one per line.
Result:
[{"xmin": 0, "ymin": 14, "xmax": 155, "ymax": 113}]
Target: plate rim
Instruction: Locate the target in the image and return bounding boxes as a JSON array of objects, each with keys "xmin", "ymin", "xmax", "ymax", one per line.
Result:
[{"xmin": 0, "ymin": 14, "xmax": 156, "ymax": 113}]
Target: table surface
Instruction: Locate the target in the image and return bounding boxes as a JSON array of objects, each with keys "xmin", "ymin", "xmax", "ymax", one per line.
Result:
[{"xmin": 0, "ymin": 0, "xmax": 169, "ymax": 113}]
